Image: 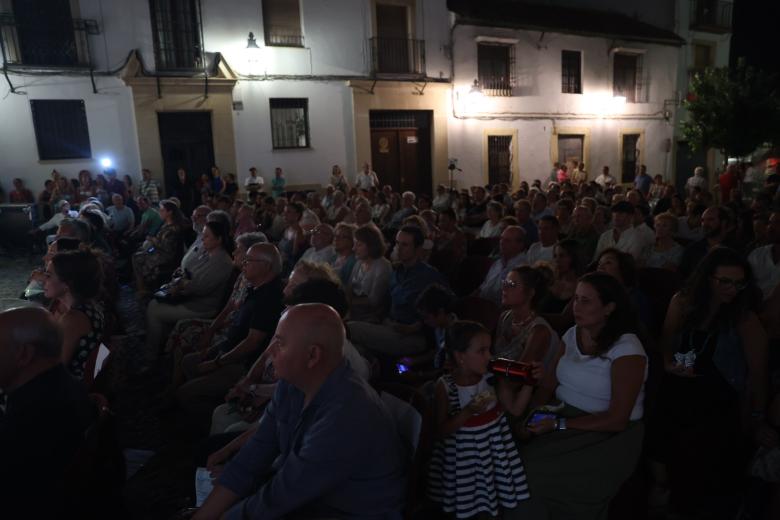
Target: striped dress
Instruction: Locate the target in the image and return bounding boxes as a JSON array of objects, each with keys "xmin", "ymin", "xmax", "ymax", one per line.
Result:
[{"xmin": 428, "ymin": 374, "xmax": 530, "ymax": 518}]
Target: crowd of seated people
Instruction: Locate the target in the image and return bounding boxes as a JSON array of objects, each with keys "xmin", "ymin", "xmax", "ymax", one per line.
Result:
[{"xmin": 2, "ymin": 161, "xmax": 780, "ymax": 520}]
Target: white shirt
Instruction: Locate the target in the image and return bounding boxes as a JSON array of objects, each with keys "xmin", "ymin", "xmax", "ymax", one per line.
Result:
[
  {"xmin": 748, "ymin": 244, "xmax": 780, "ymax": 299},
  {"xmin": 478, "ymin": 252, "xmax": 527, "ymax": 305},
  {"xmin": 245, "ymin": 175, "xmax": 264, "ymax": 188},
  {"xmin": 633, "ymin": 222, "xmax": 656, "ymax": 262},
  {"xmin": 556, "ymin": 327, "xmax": 647, "ymax": 420},
  {"xmin": 593, "ymin": 227, "xmax": 644, "ymax": 262},
  {"xmin": 38, "ymin": 210, "xmax": 78, "ymax": 231},
  {"xmin": 355, "ymin": 171, "xmax": 378, "ymax": 191},
  {"xmin": 685, "ymin": 175, "xmax": 707, "ymax": 194},
  {"xmin": 526, "ymin": 242, "xmax": 555, "ymax": 266},
  {"xmin": 594, "ymin": 173, "xmax": 616, "ymax": 188},
  {"xmin": 299, "ymin": 245, "xmax": 337, "ymax": 266},
  {"xmin": 478, "ymin": 220, "xmax": 503, "ymax": 238}
]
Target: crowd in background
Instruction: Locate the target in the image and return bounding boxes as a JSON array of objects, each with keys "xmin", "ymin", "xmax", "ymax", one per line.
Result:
[{"xmin": 2, "ymin": 157, "xmax": 780, "ymax": 520}]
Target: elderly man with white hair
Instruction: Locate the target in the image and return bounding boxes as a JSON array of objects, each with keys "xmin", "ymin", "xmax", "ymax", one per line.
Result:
[
  {"xmin": 386, "ymin": 190, "xmax": 417, "ymax": 231},
  {"xmin": 685, "ymin": 166, "xmax": 708, "ymax": 196},
  {"xmin": 0, "ymin": 306, "xmax": 95, "ymax": 518}
]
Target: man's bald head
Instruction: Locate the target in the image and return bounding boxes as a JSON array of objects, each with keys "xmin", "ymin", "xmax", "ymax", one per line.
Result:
[
  {"xmin": 0, "ymin": 306, "xmax": 62, "ymax": 358},
  {"xmin": 269, "ymin": 303, "xmax": 346, "ymax": 389},
  {"xmin": 0, "ymin": 307, "xmax": 63, "ymax": 391},
  {"xmin": 284, "ymin": 303, "xmax": 345, "ymax": 358}
]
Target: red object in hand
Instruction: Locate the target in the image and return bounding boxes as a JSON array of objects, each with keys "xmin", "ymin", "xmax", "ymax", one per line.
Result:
[{"xmin": 488, "ymin": 358, "xmax": 536, "ymax": 385}]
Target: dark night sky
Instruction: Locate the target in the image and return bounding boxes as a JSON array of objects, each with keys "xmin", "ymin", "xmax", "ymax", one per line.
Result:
[{"xmin": 730, "ymin": 0, "xmax": 780, "ymax": 77}]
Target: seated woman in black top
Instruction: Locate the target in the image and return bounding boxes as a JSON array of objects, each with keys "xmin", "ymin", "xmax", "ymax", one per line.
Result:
[{"xmin": 648, "ymin": 247, "xmax": 771, "ymax": 517}]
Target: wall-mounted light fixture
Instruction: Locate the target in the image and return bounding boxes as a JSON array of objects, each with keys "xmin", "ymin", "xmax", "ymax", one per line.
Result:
[
  {"xmin": 247, "ymin": 32, "xmax": 260, "ymax": 49},
  {"xmin": 469, "ymin": 79, "xmax": 482, "ymax": 96}
]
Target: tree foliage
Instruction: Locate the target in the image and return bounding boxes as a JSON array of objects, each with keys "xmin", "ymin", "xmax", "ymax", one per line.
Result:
[{"xmin": 681, "ymin": 60, "xmax": 780, "ymax": 159}]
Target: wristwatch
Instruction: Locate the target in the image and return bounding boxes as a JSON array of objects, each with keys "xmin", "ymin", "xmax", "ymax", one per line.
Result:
[{"xmin": 555, "ymin": 417, "xmax": 567, "ymax": 431}]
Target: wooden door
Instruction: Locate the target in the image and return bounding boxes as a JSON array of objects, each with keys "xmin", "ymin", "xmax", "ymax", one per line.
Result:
[
  {"xmin": 158, "ymin": 112, "xmax": 215, "ymax": 196},
  {"xmin": 398, "ymin": 129, "xmax": 419, "ymax": 193},
  {"xmin": 621, "ymin": 134, "xmax": 640, "ymax": 183},
  {"xmin": 371, "ymin": 130, "xmax": 401, "ymax": 190}
]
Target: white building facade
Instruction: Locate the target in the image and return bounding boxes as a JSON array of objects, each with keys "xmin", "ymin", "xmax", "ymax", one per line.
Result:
[
  {"xmin": 1, "ymin": 0, "xmax": 717, "ymax": 197},
  {"xmin": 446, "ymin": 0, "xmax": 684, "ymax": 189}
]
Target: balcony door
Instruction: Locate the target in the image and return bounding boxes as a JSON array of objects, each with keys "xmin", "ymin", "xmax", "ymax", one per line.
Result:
[
  {"xmin": 12, "ymin": 0, "xmax": 76, "ymax": 66},
  {"xmin": 375, "ymin": 4, "xmax": 410, "ymax": 73}
]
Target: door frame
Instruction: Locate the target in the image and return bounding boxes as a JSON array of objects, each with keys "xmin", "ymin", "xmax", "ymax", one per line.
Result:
[
  {"xmin": 482, "ymin": 128, "xmax": 519, "ymax": 189},
  {"xmin": 157, "ymin": 110, "xmax": 216, "ymax": 193},
  {"xmin": 618, "ymin": 128, "xmax": 645, "ymax": 185},
  {"xmin": 552, "ymin": 127, "xmax": 590, "ymax": 180}
]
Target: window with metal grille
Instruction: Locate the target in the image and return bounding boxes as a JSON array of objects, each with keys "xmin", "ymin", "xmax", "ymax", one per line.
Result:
[
  {"xmin": 262, "ymin": 0, "xmax": 303, "ymax": 47},
  {"xmin": 488, "ymin": 135, "xmax": 513, "ymax": 186},
  {"xmin": 478, "ymin": 43, "xmax": 513, "ymax": 97},
  {"xmin": 270, "ymin": 98, "xmax": 309, "ymax": 149},
  {"xmin": 30, "ymin": 99, "xmax": 91, "ymax": 160},
  {"xmin": 613, "ymin": 52, "xmax": 646, "ymax": 103},
  {"xmin": 561, "ymin": 50, "xmax": 582, "ymax": 94},
  {"xmin": 149, "ymin": 0, "xmax": 202, "ymax": 71}
]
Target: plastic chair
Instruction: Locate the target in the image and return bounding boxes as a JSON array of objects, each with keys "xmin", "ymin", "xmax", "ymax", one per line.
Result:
[{"xmin": 374, "ymin": 382, "xmax": 433, "ymax": 520}]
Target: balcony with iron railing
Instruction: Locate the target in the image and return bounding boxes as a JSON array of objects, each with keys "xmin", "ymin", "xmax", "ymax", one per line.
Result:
[
  {"xmin": 0, "ymin": 13, "xmax": 98, "ymax": 68},
  {"xmin": 479, "ymin": 76, "xmax": 513, "ymax": 97},
  {"xmin": 265, "ymin": 25, "xmax": 304, "ymax": 47},
  {"xmin": 369, "ymin": 37, "xmax": 425, "ymax": 76},
  {"xmin": 689, "ymin": 0, "xmax": 732, "ymax": 33}
]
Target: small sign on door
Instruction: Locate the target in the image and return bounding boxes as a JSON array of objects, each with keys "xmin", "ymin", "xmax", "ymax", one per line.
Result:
[{"xmin": 406, "ymin": 136, "xmax": 418, "ymax": 144}]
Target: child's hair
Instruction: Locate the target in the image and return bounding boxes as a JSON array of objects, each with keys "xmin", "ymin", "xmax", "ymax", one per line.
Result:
[{"xmin": 445, "ymin": 320, "xmax": 489, "ymax": 357}]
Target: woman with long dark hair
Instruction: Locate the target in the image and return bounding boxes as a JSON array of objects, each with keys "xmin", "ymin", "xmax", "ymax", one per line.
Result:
[
  {"xmin": 44, "ymin": 248, "xmax": 105, "ymax": 380},
  {"xmin": 519, "ymin": 271, "xmax": 647, "ymax": 519},
  {"xmin": 648, "ymin": 247, "xmax": 770, "ymax": 517}
]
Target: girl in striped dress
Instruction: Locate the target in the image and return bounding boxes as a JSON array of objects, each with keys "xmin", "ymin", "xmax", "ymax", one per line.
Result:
[{"xmin": 428, "ymin": 320, "xmax": 539, "ymax": 519}]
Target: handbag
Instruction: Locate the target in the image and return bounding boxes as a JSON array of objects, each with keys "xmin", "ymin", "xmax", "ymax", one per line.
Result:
[{"xmin": 153, "ymin": 269, "xmax": 191, "ymax": 304}]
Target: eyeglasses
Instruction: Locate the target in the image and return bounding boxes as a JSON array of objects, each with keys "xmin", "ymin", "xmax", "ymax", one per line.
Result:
[
  {"xmin": 502, "ymin": 279, "xmax": 521, "ymax": 289},
  {"xmin": 711, "ymin": 276, "xmax": 747, "ymax": 291},
  {"xmin": 242, "ymin": 257, "xmax": 268, "ymax": 266}
]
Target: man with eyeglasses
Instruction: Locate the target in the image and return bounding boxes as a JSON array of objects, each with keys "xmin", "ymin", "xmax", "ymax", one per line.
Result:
[
  {"xmin": 176, "ymin": 243, "xmax": 285, "ymax": 425},
  {"xmin": 477, "ymin": 225, "xmax": 528, "ymax": 305},
  {"xmin": 297, "ymin": 224, "xmax": 337, "ymax": 266}
]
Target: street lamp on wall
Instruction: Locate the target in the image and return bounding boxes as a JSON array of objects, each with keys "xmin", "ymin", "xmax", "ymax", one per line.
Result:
[{"xmin": 247, "ymin": 32, "xmax": 260, "ymax": 49}]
